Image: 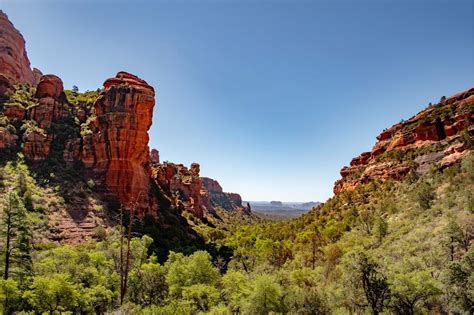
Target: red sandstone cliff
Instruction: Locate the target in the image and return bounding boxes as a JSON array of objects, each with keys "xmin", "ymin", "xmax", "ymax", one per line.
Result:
[
  {"xmin": 151, "ymin": 157, "xmax": 249, "ymax": 218},
  {"xmin": 334, "ymin": 88, "xmax": 473, "ymax": 194},
  {"xmin": 0, "ymin": 9, "xmax": 249, "ymax": 245},
  {"xmin": 0, "ymin": 10, "xmax": 36, "ymax": 94},
  {"xmin": 67, "ymin": 72, "xmax": 155, "ymax": 210}
]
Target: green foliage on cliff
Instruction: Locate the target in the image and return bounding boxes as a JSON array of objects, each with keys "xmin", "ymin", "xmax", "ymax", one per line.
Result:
[
  {"xmin": 3, "ymin": 85, "xmax": 37, "ymax": 109},
  {"xmin": 64, "ymin": 89, "xmax": 99, "ymax": 107}
]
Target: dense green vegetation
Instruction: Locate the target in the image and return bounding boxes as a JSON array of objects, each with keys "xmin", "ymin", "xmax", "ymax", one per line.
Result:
[
  {"xmin": 0, "ymin": 85, "xmax": 472, "ymax": 313},
  {"xmin": 0, "ymin": 150, "xmax": 472, "ymax": 314}
]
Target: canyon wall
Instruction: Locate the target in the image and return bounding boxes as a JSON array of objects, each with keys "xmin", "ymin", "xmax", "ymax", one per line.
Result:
[
  {"xmin": 334, "ymin": 88, "xmax": 473, "ymax": 194},
  {"xmin": 152, "ymin": 160, "xmax": 248, "ymax": 218},
  {"xmin": 0, "ymin": 11, "xmax": 249, "ymax": 221},
  {"xmin": 0, "ymin": 10, "xmax": 37, "ymax": 94}
]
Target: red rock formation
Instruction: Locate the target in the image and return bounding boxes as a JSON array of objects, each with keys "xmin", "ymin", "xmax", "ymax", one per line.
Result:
[
  {"xmin": 201, "ymin": 176, "xmax": 245, "ymax": 211},
  {"xmin": 150, "ymin": 148, "xmax": 160, "ymax": 164},
  {"xmin": 0, "ymin": 127, "xmax": 18, "ymax": 149},
  {"xmin": 2, "ymin": 105, "xmax": 26, "ymax": 120},
  {"xmin": 350, "ymin": 152, "xmax": 371, "ymax": 166},
  {"xmin": 0, "ymin": 9, "xmax": 250, "ymax": 237},
  {"xmin": 0, "ymin": 10, "xmax": 35, "ymax": 92},
  {"xmin": 153, "ymin": 162, "xmax": 204, "ymax": 218},
  {"xmin": 32, "ymin": 68, "xmax": 43, "ymax": 84},
  {"xmin": 29, "ymin": 74, "xmax": 68, "ymax": 129},
  {"xmin": 151, "ymin": 163, "xmax": 248, "ymax": 217},
  {"xmin": 201, "ymin": 177, "xmax": 223, "ymax": 193},
  {"xmin": 22, "ymin": 131, "xmax": 51, "ymax": 161},
  {"xmin": 334, "ymin": 87, "xmax": 474, "ymax": 194},
  {"xmin": 79, "ymin": 72, "xmax": 155, "ymax": 210},
  {"xmin": 35, "ymin": 75, "xmax": 64, "ymax": 99}
]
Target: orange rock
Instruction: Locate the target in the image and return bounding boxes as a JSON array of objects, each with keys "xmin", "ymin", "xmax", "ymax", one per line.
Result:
[
  {"xmin": 201, "ymin": 177, "xmax": 223, "ymax": 193},
  {"xmin": 333, "ymin": 86, "xmax": 474, "ymax": 195},
  {"xmin": 35, "ymin": 75, "xmax": 64, "ymax": 99},
  {"xmin": 386, "ymin": 133, "xmax": 415, "ymax": 151},
  {"xmin": 350, "ymin": 152, "xmax": 371, "ymax": 166},
  {"xmin": 0, "ymin": 10, "xmax": 35, "ymax": 91},
  {"xmin": 413, "ymin": 122, "xmax": 442, "ymax": 142},
  {"xmin": 0, "ymin": 127, "xmax": 18, "ymax": 149},
  {"xmin": 150, "ymin": 149, "xmax": 160, "ymax": 164},
  {"xmin": 22, "ymin": 131, "xmax": 51, "ymax": 160},
  {"xmin": 3, "ymin": 105, "xmax": 26, "ymax": 120},
  {"xmin": 32, "ymin": 68, "xmax": 43, "ymax": 85},
  {"xmin": 376, "ymin": 130, "xmax": 392, "ymax": 141},
  {"xmin": 82, "ymin": 72, "xmax": 155, "ymax": 210}
]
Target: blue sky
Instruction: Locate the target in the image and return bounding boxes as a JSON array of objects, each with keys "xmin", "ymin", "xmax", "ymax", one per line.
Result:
[{"xmin": 2, "ymin": 0, "xmax": 473, "ymax": 202}]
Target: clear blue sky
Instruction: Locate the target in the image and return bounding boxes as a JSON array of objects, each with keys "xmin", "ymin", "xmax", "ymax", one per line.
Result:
[{"xmin": 2, "ymin": 0, "xmax": 473, "ymax": 202}]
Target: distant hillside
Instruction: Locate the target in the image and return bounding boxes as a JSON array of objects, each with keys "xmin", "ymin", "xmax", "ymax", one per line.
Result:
[{"xmin": 246, "ymin": 201, "xmax": 321, "ymax": 218}]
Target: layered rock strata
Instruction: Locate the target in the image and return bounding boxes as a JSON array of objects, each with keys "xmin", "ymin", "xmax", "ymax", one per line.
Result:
[
  {"xmin": 0, "ymin": 10, "xmax": 36, "ymax": 94},
  {"xmin": 334, "ymin": 88, "xmax": 473, "ymax": 194}
]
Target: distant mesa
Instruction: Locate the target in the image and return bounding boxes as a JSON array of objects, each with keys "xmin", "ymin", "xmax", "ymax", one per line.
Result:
[
  {"xmin": 270, "ymin": 201, "xmax": 283, "ymax": 206},
  {"xmin": 300, "ymin": 201, "xmax": 321, "ymax": 209}
]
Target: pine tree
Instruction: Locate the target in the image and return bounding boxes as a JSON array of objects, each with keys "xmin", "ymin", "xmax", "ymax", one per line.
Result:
[{"xmin": 1, "ymin": 192, "xmax": 31, "ymax": 281}]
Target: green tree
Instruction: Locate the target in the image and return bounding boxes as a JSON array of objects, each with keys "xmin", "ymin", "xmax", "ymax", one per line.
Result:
[
  {"xmin": 445, "ymin": 246, "xmax": 474, "ymax": 312},
  {"xmin": 221, "ymin": 270, "xmax": 251, "ymax": 313},
  {"xmin": 165, "ymin": 250, "xmax": 220, "ymax": 297},
  {"xmin": 0, "ymin": 278, "xmax": 20, "ymax": 315},
  {"xmin": 390, "ymin": 271, "xmax": 441, "ymax": 314},
  {"xmin": 284, "ymin": 268, "xmax": 329, "ymax": 314},
  {"xmin": 129, "ymin": 257, "xmax": 168, "ymax": 306},
  {"xmin": 24, "ymin": 273, "xmax": 79, "ymax": 314},
  {"xmin": 1, "ymin": 192, "xmax": 31, "ymax": 281},
  {"xmin": 244, "ymin": 274, "xmax": 283, "ymax": 314},
  {"xmin": 359, "ymin": 254, "xmax": 390, "ymax": 315},
  {"xmin": 413, "ymin": 181, "xmax": 435, "ymax": 210},
  {"xmin": 182, "ymin": 283, "xmax": 220, "ymax": 312}
]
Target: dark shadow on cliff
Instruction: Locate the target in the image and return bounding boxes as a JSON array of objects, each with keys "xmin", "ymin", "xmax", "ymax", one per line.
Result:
[{"xmin": 120, "ymin": 180, "xmax": 234, "ymax": 266}]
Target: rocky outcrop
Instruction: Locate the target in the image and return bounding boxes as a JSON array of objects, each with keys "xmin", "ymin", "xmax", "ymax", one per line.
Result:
[
  {"xmin": 150, "ymin": 148, "xmax": 160, "ymax": 164},
  {"xmin": 29, "ymin": 74, "xmax": 68, "ymax": 129},
  {"xmin": 152, "ymin": 162, "xmax": 249, "ymax": 217},
  {"xmin": 201, "ymin": 177, "xmax": 223, "ymax": 193},
  {"xmin": 0, "ymin": 126, "xmax": 18, "ymax": 149},
  {"xmin": 35, "ymin": 74, "xmax": 64, "ymax": 99},
  {"xmin": 0, "ymin": 10, "xmax": 36, "ymax": 93},
  {"xmin": 334, "ymin": 88, "xmax": 473, "ymax": 194},
  {"xmin": 0, "ymin": 11, "xmax": 248, "ymax": 225},
  {"xmin": 201, "ymin": 177, "xmax": 245, "ymax": 212},
  {"xmin": 153, "ymin": 162, "xmax": 204, "ymax": 218},
  {"xmin": 67, "ymin": 72, "xmax": 155, "ymax": 211},
  {"xmin": 22, "ymin": 131, "xmax": 52, "ymax": 161}
]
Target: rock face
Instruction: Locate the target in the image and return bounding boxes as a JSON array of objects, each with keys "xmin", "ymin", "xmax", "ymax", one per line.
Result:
[
  {"xmin": 1, "ymin": 71, "xmax": 157, "ymax": 213},
  {"xmin": 29, "ymin": 74, "xmax": 68, "ymax": 129},
  {"xmin": 72, "ymin": 72, "xmax": 155, "ymax": 210},
  {"xmin": 201, "ymin": 177, "xmax": 223, "ymax": 193},
  {"xmin": 0, "ymin": 12, "xmax": 248, "ymax": 225},
  {"xmin": 153, "ymin": 162, "xmax": 204, "ymax": 218},
  {"xmin": 152, "ymin": 162, "xmax": 248, "ymax": 218},
  {"xmin": 201, "ymin": 177, "xmax": 245, "ymax": 212},
  {"xmin": 334, "ymin": 88, "xmax": 474, "ymax": 194},
  {"xmin": 0, "ymin": 10, "xmax": 36, "ymax": 93},
  {"xmin": 0, "ymin": 73, "xmax": 66, "ymax": 159}
]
